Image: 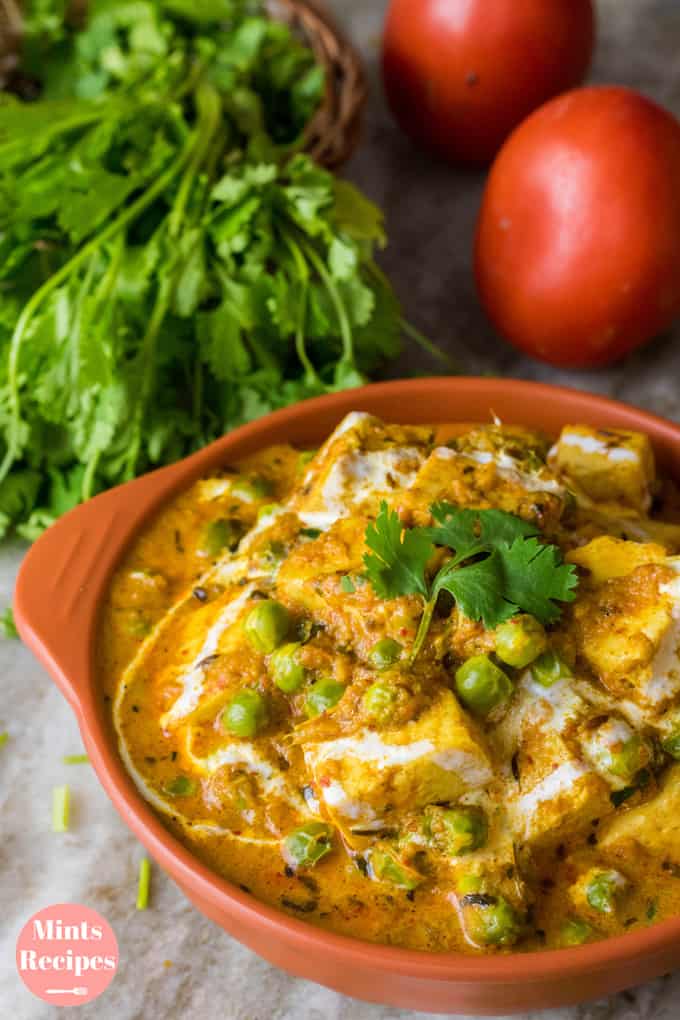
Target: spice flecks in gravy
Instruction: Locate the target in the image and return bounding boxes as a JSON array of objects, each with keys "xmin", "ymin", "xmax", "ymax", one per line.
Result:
[{"xmin": 100, "ymin": 413, "xmax": 680, "ymax": 953}]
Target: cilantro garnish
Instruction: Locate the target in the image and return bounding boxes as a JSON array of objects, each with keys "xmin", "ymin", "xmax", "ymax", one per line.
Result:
[{"xmin": 364, "ymin": 502, "xmax": 578, "ymax": 661}]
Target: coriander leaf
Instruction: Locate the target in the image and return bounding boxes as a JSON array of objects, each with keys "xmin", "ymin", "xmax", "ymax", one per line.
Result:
[
  {"xmin": 0, "ymin": 470, "xmax": 42, "ymax": 537},
  {"xmin": 197, "ymin": 301, "xmax": 251, "ymax": 381},
  {"xmin": 364, "ymin": 501, "xmax": 432, "ymax": 600},
  {"xmin": 160, "ymin": 0, "xmax": 241, "ymax": 25},
  {"xmin": 328, "ymin": 237, "xmax": 358, "ymax": 281},
  {"xmin": 496, "ymin": 537, "xmax": 578, "ymax": 625},
  {"xmin": 332, "ymin": 358, "xmax": 366, "ymax": 391},
  {"xmin": 338, "ymin": 277, "xmax": 375, "ymax": 329},
  {"xmin": 429, "ymin": 504, "xmax": 539, "ymax": 554},
  {"xmin": 332, "ymin": 179, "xmax": 386, "ymax": 246},
  {"xmin": 173, "ymin": 231, "xmax": 206, "ymax": 317},
  {"xmin": 16, "ymin": 511, "xmax": 57, "ymax": 542},
  {"xmin": 435, "ymin": 551, "xmax": 516, "ymax": 629}
]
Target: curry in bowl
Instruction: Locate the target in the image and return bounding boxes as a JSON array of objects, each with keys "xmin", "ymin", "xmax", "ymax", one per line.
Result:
[{"xmin": 101, "ymin": 413, "xmax": 680, "ymax": 953}]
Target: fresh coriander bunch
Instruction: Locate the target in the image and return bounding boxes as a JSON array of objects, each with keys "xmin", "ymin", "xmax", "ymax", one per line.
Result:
[{"xmin": 0, "ymin": 0, "xmax": 443, "ymax": 539}]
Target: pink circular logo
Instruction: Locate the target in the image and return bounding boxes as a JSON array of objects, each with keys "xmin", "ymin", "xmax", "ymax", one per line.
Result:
[{"xmin": 16, "ymin": 904, "xmax": 118, "ymax": 1006}]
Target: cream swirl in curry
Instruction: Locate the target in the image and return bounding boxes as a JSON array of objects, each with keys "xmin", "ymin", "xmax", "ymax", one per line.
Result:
[{"xmin": 101, "ymin": 413, "xmax": 680, "ymax": 952}]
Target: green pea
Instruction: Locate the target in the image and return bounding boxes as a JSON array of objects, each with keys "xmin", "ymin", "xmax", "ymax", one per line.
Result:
[
  {"xmin": 261, "ymin": 541, "xmax": 287, "ymax": 567},
  {"xmin": 163, "ymin": 775, "xmax": 196, "ymax": 797},
  {"xmin": 455, "ymin": 655, "xmax": 513, "ymax": 716},
  {"xmin": 461, "ymin": 892, "xmax": 522, "ymax": 947},
  {"xmin": 223, "ymin": 689, "xmax": 268, "ymax": 738},
  {"xmin": 368, "ymin": 637, "xmax": 403, "ymax": 670},
  {"xmin": 494, "ymin": 614, "xmax": 547, "ymax": 669},
  {"xmin": 606, "ymin": 734, "xmax": 651, "ymax": 782},
  {"xmin": 297, "ymin": 449, "xmax": 317, "ymax": 473},
  {"xmin": 369, "ymin": 847, "xmax": 422, "ymax": 890},
  {"xmin": 362, "ymin": 682, "xmax": 398, "ymax": 725},
  {"xmin": 662, "ymin": 731, "xmax": 680, "ymax": 759},
  {"xmin": 269, "ymin": 642, "xmax": 306, "ymax": 693},
  {"xmin": 305, "ymin": 677, "xmax": 345, "ymax": 718},
  {"xmin": 457, "ymin": 873, "xmax": 483, "ymax": 896},
  {"xmin": 282, "ymin": 821, "xmax": 333, "ymax": 869},
  {"xmin": 531, "ymin": 650, "xmax": 573, "ymax": 687},
  {"xmin": 424, "ymin": 805, "xmax": 488, "ymax": 856},
  {"xmin": 126, "ymin": 613, "xmax": 151, "ymax": 638},
  {"xmin": 560, "ymin": 918, "xmax": 592, "ymax": 946},
  {"xmin": 585, "ymin": 870, "xmax": 625, "ymax": 915},
  {"xmin": 244, "ymin": 599, "xmax": 290, "ymax": 653},
  {"xmin": 257, "ymin": 503, "xmax": 282, "ymax": 522},
  {"xmin": 200, "ymin": 518, "xmax": 241, "ymax": 557},
  {"xmin": 231, "ymin": 476, "xmax": 273, "ymax": 502}
]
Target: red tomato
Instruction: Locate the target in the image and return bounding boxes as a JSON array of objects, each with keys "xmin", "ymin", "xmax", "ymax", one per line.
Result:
[
  {"xmin": 382, "ymin": 0, "xmax": 595, "ymax": 166},
  {"xmin": 475, "ymin": 86, "xmax": 680, "ymax": 368}
]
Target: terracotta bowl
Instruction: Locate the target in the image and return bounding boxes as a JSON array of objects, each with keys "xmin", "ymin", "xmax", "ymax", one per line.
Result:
[{"xmin": 15, "ymin": 378, "xmax": 680, "ymax": 1014}]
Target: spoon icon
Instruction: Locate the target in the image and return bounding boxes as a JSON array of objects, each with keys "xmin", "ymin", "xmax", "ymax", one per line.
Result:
[{"xmin": 45, "ymin": 987, "xmax": 88, "ymax": 996}]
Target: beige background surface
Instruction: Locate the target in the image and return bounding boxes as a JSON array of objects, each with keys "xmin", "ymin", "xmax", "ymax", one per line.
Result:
[{"xmin": 2, "ymin": 1, "xmax": 680, "ymax": 1017}]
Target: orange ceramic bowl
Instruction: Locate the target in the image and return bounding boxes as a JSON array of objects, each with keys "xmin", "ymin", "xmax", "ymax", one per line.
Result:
[{"xmin": 15, "ymin": 378, "xmax": 680, "ymax": 1014}]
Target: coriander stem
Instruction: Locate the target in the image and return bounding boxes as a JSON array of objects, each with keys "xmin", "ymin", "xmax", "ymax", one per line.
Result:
[
  {"xmin": 124, "ymin": 83, "xmax": 222, "ymax": 478},
  {"xmin": 168, "ymin": 80, "xmax": 222, "ymax": 238},
  {"xmin": 364, "ymin": 260, "xmax": 456, "ymax": 370},
  {"xmin": 81, "ymin": 449, "xmax": 101, "ymax": 503},
  {"xmin": 400, "ymin": 317, "xmax": 458, "ymax": 371},
  {"xmin": 279, "ymin": 229, "xmax": 323, "ymax": 386},
  {"xmin": 409, "ymin": 594, "xmax": 437, "ymax": 665},
  {"xmin": 295, "ymin": 232, "xmax": 355, "ymax": 368},
  {"xmin": 408, "ymin": 548, "xmax": 480, "ymax": 664},
  {"xmin": 123, "ymin": 275, "xmax": 173, "ymax": 480},
  {"xmin": 52, "ymin": 785, "xmax": 70, "ymax": 833}
]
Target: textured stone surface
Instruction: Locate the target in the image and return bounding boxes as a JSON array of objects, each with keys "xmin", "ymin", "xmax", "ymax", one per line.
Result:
[{"xmin": 2, "ymin": 2, "xmax": 680, "ymax": 1017}]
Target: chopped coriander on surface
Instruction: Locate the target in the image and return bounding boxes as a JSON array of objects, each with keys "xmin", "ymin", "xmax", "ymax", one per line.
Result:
[
  {"xmin": 0, "ymin": 731, "xmax": 8, "ymax": 748},
  {"xmin": 136, "ymin": 857, "xmax": 151, "ymax": 911},
  {"xmin": 364, "ymin": 502, "xmax": 578, "ymax": 661},
  {"xmin": 52, "ymin": 785, "xmax": 70, "ymax": 833},
  {"xmin": 63, "ymin": 754, "xmax": 90, "ymax": 765}
]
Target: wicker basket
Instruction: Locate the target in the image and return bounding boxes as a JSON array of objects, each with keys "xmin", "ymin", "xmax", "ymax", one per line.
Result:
[{"xmin": 0, "ymin": 0, "xmax": 367, "ymax": 169}]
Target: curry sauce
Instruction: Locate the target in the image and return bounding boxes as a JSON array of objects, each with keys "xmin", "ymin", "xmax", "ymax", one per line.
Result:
[{"xmin": 100, "ymin": 413, "xmax": 680, "ymax": 953}]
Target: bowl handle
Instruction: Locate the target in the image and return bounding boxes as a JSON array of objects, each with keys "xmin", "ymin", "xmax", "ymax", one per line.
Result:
[{"xmin": 13, "ymin": 462, "xmax": 188, "ymax": 713}]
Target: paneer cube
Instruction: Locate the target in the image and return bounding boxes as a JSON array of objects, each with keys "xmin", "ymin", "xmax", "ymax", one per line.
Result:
[
  {"xmin": 600, "ymin": 763, "xmax": 680, "ymax": 857},
  {"xmin": 511, "ymin": 761, "xmax": 611, "ymax": 850},
  {"xmin": 567, "ymin": 536, "xmax": 667, "ymax": 586},
  {"xmin": 402, "ymin": 426, "xmax": 564, "ymax": 531},
  {"xmin": 302, "ymin": 690, "xmax": 492, "ymax": 845},
  {"xmin": 291, "ymin": 412, "xmax": 433, "ymax": 530},
  {"xmin": 500, "ymin": 674, "xmax": 612, "ymax": 850},
  {"xmin": 550, "ymin": 425, "xmax": 656, "ymax": 513},
  {"xmin": 572, "ymin": 563, "xmax": 680, "ymax": 715}
]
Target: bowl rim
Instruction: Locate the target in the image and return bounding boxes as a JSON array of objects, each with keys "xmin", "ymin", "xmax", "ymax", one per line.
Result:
[{"xmin": 15, "ymin": 376, "xmax": 680, "ymax": 984}]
